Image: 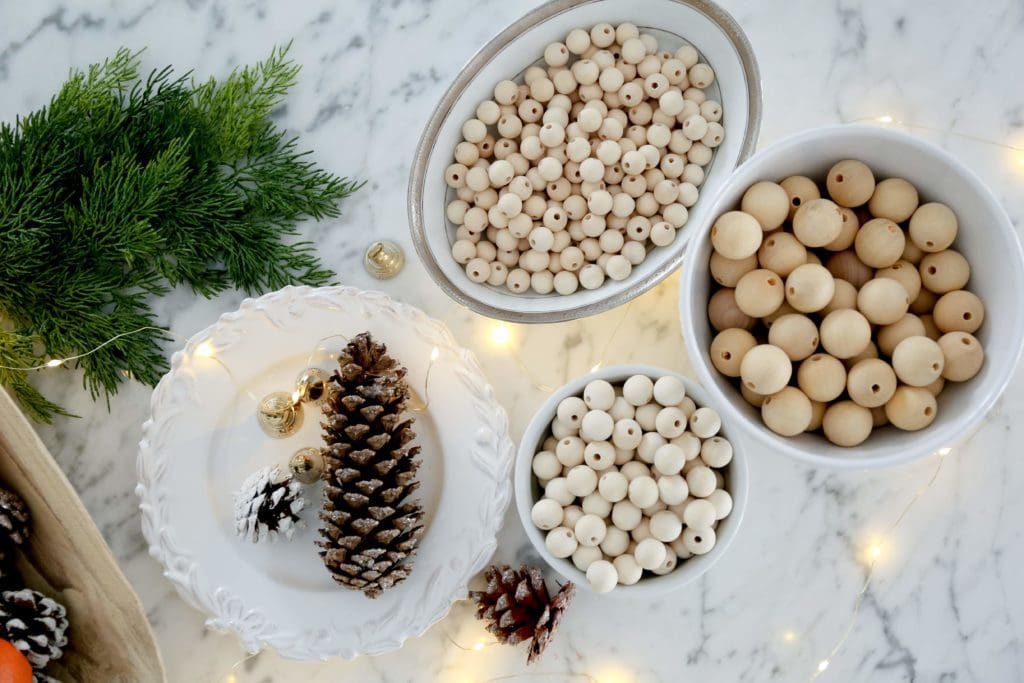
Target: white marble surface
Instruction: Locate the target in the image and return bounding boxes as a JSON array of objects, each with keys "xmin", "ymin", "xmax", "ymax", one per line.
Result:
[{"xmin": 3, "ymin": 0, "xmax": 1024, "ymax": 681}]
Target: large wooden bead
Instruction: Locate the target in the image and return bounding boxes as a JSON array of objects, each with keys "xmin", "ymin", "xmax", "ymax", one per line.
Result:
[
  {"xmin": 711, "ymin": 211, "xmax": 763, "ymax": 259},
  {"xmin": 885, "ymin": 386, "xmax": 937, "ymax": 431},
  {"xmin": 740, "ymin": 181, "xmax": 790, "ymax": 231},
  {"xmin": 877, "ymin": 314, "xmax": 927, "ymax": 356},
  {"xmin": 822, "ymin": 278, "xmax": 858, "ymax": 315},
  {"xmin": 919, "ymin": 250, "xmax": 970, "ymax": 294},
  {"xmin": 710, "ymin": 252, "xmax": 758, "ymax": 287},
  {"xmin": 739, "ymin": 344, "xmax": 792, "ymax": 395},
  {"xmin": 855, "ymin": 218, "xmax": 906, "ymax": 268},
  {"xmin": 868, "ymin": 177, "xmax": 919, "ymax": 222},
  {"xmin": 823, "ymin": 401, "xmax": 873, "ymax": 446},
  {"xmin": 826, "ymin": 159, "xmax": 876, "ymax": 207},
  {"xmin": 938, "ymin": 331, "xmax": 984, "ymax": 381},
  {"xmin": 735, "ymin": 269, "xmax": 785, "ymax": 317},
  {"xmin": 785, "ymin": 263, "xmax": 835, "ymax": 313},
  {"xmin": 846, "ymin": 358, "xmax": 897, "ymax": 408},
  {"xmin": 708, "ymin": 288, "xmax": 755, "ymax": 331},
  {"xmin": 710, "ymin": 328, "xmax": 757, "ymax": 377},
  {"xmin": 758, "ymin": 232, "xmax": 808, "ymax": 277},
  {"xmin": 780, "ymin": 175, "xmax": 821, "ymax": 220},
  {"xmin": 793, "ymin": 198, "xmax": 843, "ymax": 248},
  {"xmin": 892, "ymin": 336, "xmax": 945, "ymax": 387},
  {"xmin": 857, "ymin": 278, "xmax": 910, "ymax": 325},
  {"xmin": 819, "ymin": 309, "xmax": 871, "ymax": 359},
  {"xmin": 933, "ymin": 290, "xmax": 985, "ymax": 333},
  {"xmin": 825, "ymin": 207, "xmax": 860, "ymax": 251},
  {"xmin": 909, "ymin": 202, "xmax": 958, "ymax": 252},
  {"xmin": 768, "ymin": 313, "xmax": 820, "ymax": 361},
  {"xmin": 875, "ymin": 260, "xmax": 921, "ymax": 302},
  {"xmin": 826, "ymin": 250, "xmax": 874, "ymax": 288},
  {"xmin": 761, "ymin": 386, "xmax": 813, "ymax": 436},
  {"xmin": 910, "ymin": 288, "xmax": 939, "ymax": 316}
]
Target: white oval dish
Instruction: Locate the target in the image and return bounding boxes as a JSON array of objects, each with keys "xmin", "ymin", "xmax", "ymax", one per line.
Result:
[
  {"xmin": 679, "ymin": 124, "xmax": 1024, "ymax": 468},
  {"xmin": 514, "ymin": 364, "xmax": 748, "ymax": 596},
  {"xmin": 137, "ymin": 286, "xmax": 514, "ymax": 659},
  {"xmin": 410, "ymin": 0, "xmax": 762, "ymax": 323}
]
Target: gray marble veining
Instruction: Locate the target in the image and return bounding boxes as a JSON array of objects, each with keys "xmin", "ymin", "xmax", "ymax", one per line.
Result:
[{"xmin": 2, "ymin": 0, "xmax": 1024, "ymax": 681}]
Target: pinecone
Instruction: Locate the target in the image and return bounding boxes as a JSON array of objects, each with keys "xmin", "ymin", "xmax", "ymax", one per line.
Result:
[
  {"xmin": 317, "ymin": 332, "xmax": 424, "ymax": 599},
  {"xmin": 470, "ymin": 565, "xmax": 576, "ymax": 664},
  {"xmin": 0, "ymin": 488, "xmax": 30, "ymax": 548},
  {"xmin": 233, "ymin": 466, "xmax": 305, "ymax": 543},
  {"xmin": 0, "ymin": 589, "xmax": 68, "ymax": 670}
]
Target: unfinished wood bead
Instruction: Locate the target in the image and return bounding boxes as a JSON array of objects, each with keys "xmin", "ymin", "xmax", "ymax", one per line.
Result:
[
  {"xmin": 710, "ymin": 252, "xmax": 758, "ymax": 287},
  {"xmin": 758, "ymin": 232, "xmax": 807, "ymax": 277},
  {"xmin": 780, "ymin": 175, "xmax": 821, "ymax": 220},
  {"xmin": 739, "ymin": 344, "xmax": 792, "ymax": 395},
  {"xmin": 820, "ymin": 309, "xmax": 871, "ymax": 359},
  {"xmin": 855, "ymin": 218, "xmax": 906, "ymax": 268},
  {"xmin": 710, "ymin": 328, "xmax": 758, "ymax": 377},
  {"xmin": 885, "ymin": 386, "xmax": 937, "ymax": 431},
  {"xmin": 735, "ymin": 269, "xmax": 785, "ymax": 318},
  {"xmin": 797, "ymin": 354, "xmax": 847, "ymax": 402},
  {"xmin": 909, "ymin": 202, "xmax": 958, "ymax": 253},
  {"xmin": 768, "ymin": 313, "xmax": 820, "ymax": 361},
  {"xmin": 826, "ymin": 250, "xmax": 874, "ymax": 288},
  {"xmin": 761, "ymin": 386, "xmax": 813, "ymax": 436},
  {"xmin": 875, "ymin": 260, "xmax": 921, "ymax": 302},
  {"xmin": 785, "ymin": 264, "xmax": 835, "ymax": 313},
  {"xmin": 933, "ymin": 290, "xmax": 985, "ymax": 333},
  {"xmin": 741, "ymin": 181, "xmax": 789, "ymax": 231},
  {"xmin": 708, "ymin": 288, "xmax": 755, "ymax": 331},
  {"xmin": 823, "ymin": 401, "xmax": 873, "ymax": 446},
  {"xmin": 892, "ymin": 336, "xmax": 945, "ymax": 387},
  {"xmin": 857, "ymin": 277, "xmax": 910, "ymax": 325},
  {"xmin": 877, "ymin": 314, "xmax": 927, "ymax": 357},
  {"xmin": 711, "ymin": 211, "xmax": 762, "ymax": 259},
  {"xmin": 846, "ymin": 358, "xmax": 897, "ymax": 407},
  {"xmin": 793, "ymin": 198, "xmax": 844, "ymax": 248},
  {"xmin": 938, "ymin": 331, "xmax": 984, "ymax": 381},
  {"xmin": 869, "ymin": 177, "xmax": 919, "ymax": 222},
  {"xmin": 826, "ymin": 159, "xmax": 875, "ymax": 208},
  {"xmin": 919, "ymin": 250, "xmax": 970, "ymax": 294}
]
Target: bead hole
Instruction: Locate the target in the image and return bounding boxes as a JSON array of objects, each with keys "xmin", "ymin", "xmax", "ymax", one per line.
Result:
[
  {"xmin": 836, "ymin": 174, "xmax": 844, "ymax": 182},
  {"xmin": 927, "ymin": 266, "xmax": 937, "ymax": 274},
  {"xmin": 963, "ymin": 312, "xmax": 972, "ymax": 320},
  {"xmin": 931, "ymin": 362, "xmax": 940, "ymax": 370},
  {"xmin": 871, "ymin": 384, "xmax": 880, "ymax": 393},
  {"xmin": 961, "ymin": 337, "xmax": 971, "ymax": 345},
  {"xmin": 792, "ymin": 197, "xmax": 802, "ymax": 206},
  {"xmin": 924, "ymin": 406, "xmax": 934, "ymax": 416},
  {"xmin": 721, "ymin": 351, "xmax": 731, "ymax": 360}
]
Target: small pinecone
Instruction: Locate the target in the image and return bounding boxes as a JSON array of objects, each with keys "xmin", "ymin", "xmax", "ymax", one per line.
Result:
[
  {"xmin": 0, "ymin": 589, "xmax": 68, "ymax": 670},
  {"xmin": 318, "ymin": 332, "xmax": 424, "ymax": 599},
  {"xmin": 470, "ymin": 565, "xmax": 576, "ymax": 664},
  {"xmin": 0, "ymin": 488, "xmax": 30, "ymax": 548},
  {"xmin": 234, "ymin": 466, "xmax": 305, "ymax": 543}
]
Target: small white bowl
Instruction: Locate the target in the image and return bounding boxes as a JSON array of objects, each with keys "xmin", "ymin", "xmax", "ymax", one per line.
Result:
[
  {"xmin": 679, "ymin": 124, "xmax": 1024, "ymax": 469},
  {"xmin": 410, "ymin": 0, "xmax": 762, "ymax": 323},
  {"xmin": 514, "ymin": 364, "xmax": 748, "ymax": 596}
]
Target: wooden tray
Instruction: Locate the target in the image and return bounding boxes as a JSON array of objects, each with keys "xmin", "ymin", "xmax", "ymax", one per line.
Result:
[{"xmin": 0, "ymin": 388, "xmax": 165, "ymax": 682}]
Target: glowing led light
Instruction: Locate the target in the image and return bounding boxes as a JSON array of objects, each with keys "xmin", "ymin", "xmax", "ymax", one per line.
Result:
[
  {"xmin": 869, "ymin": 544, "xmax": 882, "ymax": 559},
  {"xmin": 877, "ymin": 115, "xmax": 894, "ymax": 124},
  {"xmin": 937, "ymin": 447, "xmax": 952, "ymax": 457},
  {"xmin": 818, "ymin": 660, "xmax": 830, "ymax": 672},
  {"xmin": 225, "ymin": 675, "xmax": 237, "ymax": 683},
  {"xmin": 45, "ymin": 358, "xmax": 64, "ymax": 367},
  {"xmin": 194, "ymin": 341, "xmax": 216, "ymax": 358},
  {"xmin": 783, "ymin": 630, "xmax": 797, "ymax": 642},
  {"xmin": 430, "ymin": 347, "xmax": 440, "ymax": 362},
  {"xmin": 591, "ymin": 663, "xmax": 634, "ymax": 683},
  {"xmin": 472, "ymin": 641, "xmax": 485, "ymax": 651},
  {"xmin": 488, "ymin": 323, "xmax": 512, "ymax": 347},
  {"xmin": 590, "ymin": 363, "xmax": 602, "ymax": 372}
]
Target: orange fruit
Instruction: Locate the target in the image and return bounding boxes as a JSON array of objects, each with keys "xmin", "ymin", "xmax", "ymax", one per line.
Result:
[{"xmin": 0, "ymin": 639, "xmax": 32, "ymax": 683}]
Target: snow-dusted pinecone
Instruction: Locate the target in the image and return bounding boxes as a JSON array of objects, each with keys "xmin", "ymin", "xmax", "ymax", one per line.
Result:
[
  {"xmin": 0, "ymin": 488, "xmax": 30, "ymax": 548},
  {"xmin": 0, "ymin": 588, "xmax": 68, "ymax": 670},
  {"xmin": 233, "ymin": 466, "xmax": 305, "ymax": 543}
]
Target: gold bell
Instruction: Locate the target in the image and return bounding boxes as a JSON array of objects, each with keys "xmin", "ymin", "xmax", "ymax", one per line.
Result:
[
  {"xmin": 257, "ymin": 391, "xmax": 303, "ymax": 438},
  {"xmin": 364, "ymin": 240, "xmax": 405, "ymax": 279},
  {"xmin": 289, "ymin": 447, "xmax": 325, "ymax": 485},
  {"xmin": 295, "ymin": 367, "xmax": 329, "ymax": 404}
]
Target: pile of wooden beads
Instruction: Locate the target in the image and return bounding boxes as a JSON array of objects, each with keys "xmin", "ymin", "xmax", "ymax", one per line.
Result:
[
  {"xmin": 530, "ymin": 374, "xmax": 734, "ymax": 593},
  {"xmin": 706, "ymin": 159, "xmax": 986, "ymax": 447},
  {"xmin": 445, "ymin": 22, "xmax": 725, "ymax": 295}
]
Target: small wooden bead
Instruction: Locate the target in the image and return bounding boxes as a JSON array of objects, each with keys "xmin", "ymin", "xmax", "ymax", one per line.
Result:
[
  {"xmin": 579, "ymin": 263, "xmax": 606, "ymax": 290},
  {"xmin": 758, "ymin": 232, "xmax": 807, "ymax": 277},
  {"xmin": 655, "ymin": 407, "xmax": 688, "ymax": 439},
  {"xmin": 846, "ymin": 358, "xmax": 897, "ymax": 407},
  {"xmin": 933, "ymin": 290, "xmax": 985, "ymax": 333},
  {"xmin": 797, "ymin": 353, "xmax": 847, "ymax": 402},
  {"xmin": 875, "ymin": 259, "xmax": 921, "ymax": 302},
  {"xmin": 566, "ymin": 28, "xmax": 591, "ymax": 54},
  {"xmin": 710, "ymin": 327, "xmax": 758, "ymax": 377},
  {"xmin": 857, "ymin": 277, "xmax": 910, "ymax": 325},
  {"xmin": 682, "ymin": 526, "xmax": 716, "ymax": 555},
  {"xmin": 688, "ymin": 63, "xmax": 715, "ymax": 88},
  {"xmin": 739, "ymin": 344, "xmax": 792, "ymax": 395},
  {"xmin": 823, "ymin": 401, "xmax": 873, "ymax": 446},
  {"xmin": 735, "ymin": 268, "xmax": 785, "ymax": 318},
  {"xmin": 465, "ymin": 258, "xmax": 491, "ymax": 283},
  {"xmin": 909, "ymin": 202, "xmax": 958, "ymax": 252},
  {"xmin": 653, "ymin": 376, "xmax": 686, "ymax": 406},
  {"xmin": 506, "ymin": 267, "xmax": 530, "ymax": 292},
  {"xmin": 476, "ymin": 101, "xmax": 501, "ymax": 126},
  {"xmin": 785, "ymin": 263, "xmax": 835, "ymax": 313},
  {"xmin": 689, "ymin": 407, "xmax": 721, "ymax": 438},
  {"xmin": 761, "ymin": 386, "xmax": 813, "ymax": 436},
  {"xmin": 462, "ymin": 118, "xmax": 487, "ymax": 144},
  {"xmin": 768, "ymin": 313, "xmax": 820, "ymax": 361},
  {"xmin": 545, "ymin": 527, "xmax": 578, "ymax": 558},
  {"xmin": 650, "ymin": 221, "xmax": 676, "ymax": 247},
  {"xmin": 938, "ymin": 331, "xmax": 984, "ymax": 381},
  {"xmin": 826, "ymin": 159, "xmax": 876, "ymax": 207},
  {"xmin": 807, "ymin": 399, "xmax": 827, "ymax": 431},
  {"xmin": 885, "ymin": 386, "xmax": 937, "ymax": 431},
  {"xmin": 710, "ymin": 252, "xmax": 758, "ymax": 287},
  {"xmin": 919, "ymin": 250, "xmax": 970, "ymax": 294},
  {"xmin": 780, "ymin": 175, "xmax": 822, "ymax": 220},
  {"xmin": 892, "ymin": 336, "xmax": 945, "ymax": 387},
  {"xmin": 902, "ymin": 238, "xmax": 925, "ymax": 265},
  {"xmin": 855, "ymin": 218, "xmax": 906, "ymax": 269},
  {"xmin": 869, "ymin": 177, "xmax": 919, "ymax": 222},
  {"xmin": 822, "ymin": 278, "xmax": 858, "ymax": 315},
  {"xmin": 793, "ymin": 198, "xmax": 844, "ymax": 248},
  {"xmin": 741, "ymin": 382, "xmax": 767, "ymax": 407},
  {"xmin": 820, "ymin": 309, "xmax": 872, "ymax": 359},
  {"xmin": 877, "ymin": 314, "xmax": 927, "ymax": 357},
  {"xmin": 826, "ymin": 250, "xmax": 874, "ymax": 288}
]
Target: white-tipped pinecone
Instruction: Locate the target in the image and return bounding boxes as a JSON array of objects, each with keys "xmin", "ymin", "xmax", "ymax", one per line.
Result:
[{"xmin": 233, "ymin": 466, "xmax": 305, "ymax": 543}]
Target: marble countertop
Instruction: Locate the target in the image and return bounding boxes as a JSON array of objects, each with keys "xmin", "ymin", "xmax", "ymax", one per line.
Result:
[{"xmin": 3, "ymin": 0, "xmax": 1024, "ymax": 681}]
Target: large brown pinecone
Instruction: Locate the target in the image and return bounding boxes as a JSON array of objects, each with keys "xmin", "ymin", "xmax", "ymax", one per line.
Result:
[
  {"xmin": 470, "ymin": 565, "xmax": 576, "ymax": 664},
  {"xmin": 317, "ymin": 332, "xmax": 424, "ymax": 599},
  {"xmin": 0, "ymin": 588, "xmax": 68, "ymax": 670},
  {"xmin": 0, "ymin": 488, "xmax": 30, "ymax": 548}
]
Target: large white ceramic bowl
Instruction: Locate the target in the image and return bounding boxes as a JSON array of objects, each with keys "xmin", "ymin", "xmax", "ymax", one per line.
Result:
[
  {"xmin": 514, "ymin": 365, "xmax": 748, "ymax": 596},
  {"xmin": 410, "ymin": 0, "xmax": 761, "ymax": 323},
  {"xmin": 679, "ymin": 124, "xmax": 1024, "ymax": 469}
]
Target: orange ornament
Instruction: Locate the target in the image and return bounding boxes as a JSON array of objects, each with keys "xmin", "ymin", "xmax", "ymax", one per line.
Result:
[{"xmin": 0, "ymin": 639, "xmax": 31, "ymax": 683}]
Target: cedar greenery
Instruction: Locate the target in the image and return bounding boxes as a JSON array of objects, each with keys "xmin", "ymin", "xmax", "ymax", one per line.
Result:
[{"xmin": 0, "ymin": 45, "xmax": 362, "ymax": 421}]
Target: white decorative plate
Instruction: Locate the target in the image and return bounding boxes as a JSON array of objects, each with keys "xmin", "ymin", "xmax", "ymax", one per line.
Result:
[{"xmin": 137, "ymin": 286, "xmax": 514, "ymax": 659}]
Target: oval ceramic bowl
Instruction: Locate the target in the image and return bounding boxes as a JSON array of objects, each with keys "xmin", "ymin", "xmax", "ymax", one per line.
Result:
[
  {"xmin": 679, "ymin": 124, "xmax": 1024, "ymax": 469},
  {"xmin": 138, "ymin": 286, "xmax": 514, "ymax": 659},
  {"xmin": 409, "ymin": 0, "xmax": 762, "ymax": 323},
  {"xmin": 514, "ymin": 364, "xmax": 748, "ymax": 596}
]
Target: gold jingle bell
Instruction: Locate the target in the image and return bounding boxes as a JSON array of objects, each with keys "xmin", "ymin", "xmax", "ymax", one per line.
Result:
[
  {"xmin": 289, "ymin": 447, "xmax": 325, "ymax": 485},
  {"xmin": 257, "ymin": 390, "xmax": 303, "ymax": 438},
  {"xmin": 295, "ymin": 367, "xmax": 329, "ymax": 404}
]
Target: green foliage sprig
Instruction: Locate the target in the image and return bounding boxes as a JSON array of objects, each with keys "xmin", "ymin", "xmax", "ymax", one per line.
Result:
[{"xmin": 0, "ymin": 45, "xmax": 362, "ymax": 421}]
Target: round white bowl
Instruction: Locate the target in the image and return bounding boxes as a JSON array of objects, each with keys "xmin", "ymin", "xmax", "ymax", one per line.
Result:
[
  {"xmin": 409, "ymin": 0, "xmax": 762, "ymax": 323},
  {"xmin": 514, "ymin": 364, "xmax": 748, "ymax": 596},
  {"xmin": 679, "ymin": 124, "xmax": 1024, "ymax": 469}
]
